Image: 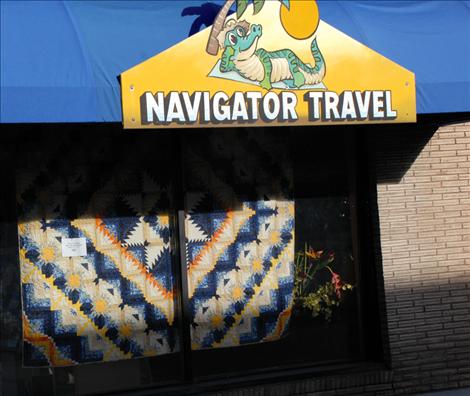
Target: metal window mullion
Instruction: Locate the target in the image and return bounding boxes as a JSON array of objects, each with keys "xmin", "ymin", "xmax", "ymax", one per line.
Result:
[{"xmin": 173, "ymin": 132, "xmax": 193, "ymax": 383}]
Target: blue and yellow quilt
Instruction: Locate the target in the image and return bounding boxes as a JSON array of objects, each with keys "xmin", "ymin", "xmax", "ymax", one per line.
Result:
[
  {"xmin": 17, "ymin": 135, "xmax": 178, "ymax": 367},
  {"xmin": 185, "ymin": 131, "xmax": 295, "ymax": 349}
]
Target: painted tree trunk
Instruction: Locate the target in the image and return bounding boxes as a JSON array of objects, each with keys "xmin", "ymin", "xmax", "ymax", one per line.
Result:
[{"xmin": 206, "ymin": 0, "xmax": 235, "ymax": 55}]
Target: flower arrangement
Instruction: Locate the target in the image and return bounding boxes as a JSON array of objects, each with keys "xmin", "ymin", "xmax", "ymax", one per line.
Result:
[{"xmin": 293, "ymin": 244, "xmax": 354, "ymax": 321}]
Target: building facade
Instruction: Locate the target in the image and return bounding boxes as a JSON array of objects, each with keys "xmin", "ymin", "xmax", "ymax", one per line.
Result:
[{"xmin": 1, "ymin": 1, "xmax": 469, "ymax": 396}]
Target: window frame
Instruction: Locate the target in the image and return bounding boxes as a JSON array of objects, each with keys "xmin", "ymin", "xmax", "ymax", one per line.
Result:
[{"xmin": 0, "ymin": 125, "xmax": 387, "ymax": 395}]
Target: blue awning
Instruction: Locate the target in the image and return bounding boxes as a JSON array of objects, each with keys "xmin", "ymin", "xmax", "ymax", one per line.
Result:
[{"xmin": 1, "ymin": 0, "xmax": 469, "ymax": 123}]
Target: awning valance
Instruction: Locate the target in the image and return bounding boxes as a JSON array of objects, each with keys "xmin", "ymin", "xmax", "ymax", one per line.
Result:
[{"xmin": 1, "ymin": 0, "xmax": 469, "ymax": 123}]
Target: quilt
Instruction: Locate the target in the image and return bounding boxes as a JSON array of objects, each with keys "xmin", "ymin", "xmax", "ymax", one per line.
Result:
[
  {"xmin": 185, "ymin": 130, "xmax": 295, "ymax": 349},
  {"xmin": 17, "ymin": 134, "xmax": 178, "ymax": 367}
]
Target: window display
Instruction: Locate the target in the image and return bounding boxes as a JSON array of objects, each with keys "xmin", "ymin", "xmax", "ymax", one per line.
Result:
[{"xmin": 0, "ymin": 126, "xmax": 378, "ymax": 395}]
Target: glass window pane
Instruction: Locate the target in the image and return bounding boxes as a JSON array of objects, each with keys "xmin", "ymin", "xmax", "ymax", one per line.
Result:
[
  {"xmin": 184, "ymin": 129, "xmax": 295, "ymax": 353},
  {"xmin": 187, "ymin": 128, "xmax": 361, "ymax": 378},
  {"xmin": 2, "ymin": 127, "xmax": 185, "ymax": 395}
]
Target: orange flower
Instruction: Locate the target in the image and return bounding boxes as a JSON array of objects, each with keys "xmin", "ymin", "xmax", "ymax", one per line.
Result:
[{"xmin": 305, "ymin": 247, "xmax": 323, "ymax": 259}]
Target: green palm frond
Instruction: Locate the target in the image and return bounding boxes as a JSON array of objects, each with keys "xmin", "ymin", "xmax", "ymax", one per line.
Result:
[
  {"xmin": 253, "ymin": 0, "xmax": 265, "ymax": 15},
  {"xmin": 236, "ymin": 0, "xmax": 248, "ymax": 18},
  {"xmin": 237, "ymin": 0, "xmax": 290, "ymax": 18}
]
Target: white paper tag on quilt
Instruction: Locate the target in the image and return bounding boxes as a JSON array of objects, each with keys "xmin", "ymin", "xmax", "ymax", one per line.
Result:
[{"xmin": 61, "ymin": 237, "xmax": 87, "ymax": 257}]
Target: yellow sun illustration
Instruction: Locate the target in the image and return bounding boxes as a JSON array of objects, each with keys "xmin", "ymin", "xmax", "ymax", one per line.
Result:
[
  {"xmin": 232, "ymin": 286, "xmax": 243, "ymax": 300},
  {"xmin": 95, "ymin": 299, "xmax": 107, "ymax": 314},
  {"xmin": 68, "ymin": 273, "xmax": 81, "ymax": 289},
  {"xmin": 40, "ymin": 246, "xmax": 56, "ymax": 262},
  {"xmin": 120, "ymin": 323, "xmax": 133, "ymax": 338},
  {"xmin": 280, "ymin": 0, "xmax": 320, "ymax": 40},
  {"xmin": 211, "ymin": 314, "xmax": 224, "ymax": 329}
]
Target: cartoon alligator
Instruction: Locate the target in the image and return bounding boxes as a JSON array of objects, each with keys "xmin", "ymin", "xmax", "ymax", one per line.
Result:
[{"xmin": 217, "ymin": 19, "xmax": 325, "ymax": 90}]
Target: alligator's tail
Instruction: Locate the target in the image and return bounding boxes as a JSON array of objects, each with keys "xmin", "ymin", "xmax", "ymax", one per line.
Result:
[{"xmin": 298, "ymin": 38, "xmax": 326, "ymax": 85}]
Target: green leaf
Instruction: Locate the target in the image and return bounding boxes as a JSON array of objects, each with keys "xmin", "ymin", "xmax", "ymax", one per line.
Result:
[
  {"xmin": 315, "ymin": 259, "xmax": 331, "ymax": 271},
  {"xmin": 253, "ymin": 0, "xmax": 264, "ymax": 14},
  {"xmin": 280, "ymin": 0, "xmax": 290, "ymax": 10},
  {"xmin": 236, "ymin": 0, "xmax": 249, "ymax": 18}
]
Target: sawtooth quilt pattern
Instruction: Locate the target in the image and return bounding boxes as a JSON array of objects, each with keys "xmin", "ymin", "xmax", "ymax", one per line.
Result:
[
  {"xmin": 185, "ymin": 130, "xmax": 295, "ymax": 349},
  {"xmin": 17, "ymin": 133, "xmax": 178, "ymax": 367}
]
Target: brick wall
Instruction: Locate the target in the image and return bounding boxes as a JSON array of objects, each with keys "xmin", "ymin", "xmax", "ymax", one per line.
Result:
[{"xmin": 374, "ymin": 119, "xmax": 470, "ymax": 395}]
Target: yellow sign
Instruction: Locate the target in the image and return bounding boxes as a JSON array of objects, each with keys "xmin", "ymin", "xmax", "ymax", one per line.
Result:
[{"xmin": 121, "ymin": 0, "xmax": 416, "ymax": 129}]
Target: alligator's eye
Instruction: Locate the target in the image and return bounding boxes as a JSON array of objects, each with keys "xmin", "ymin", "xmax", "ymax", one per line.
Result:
[
  {"xmin": 228, "ymin": 33, "xmax": 237, "ymax": 46},
  {"xmin": 236, "ymin": 27, "xmax": 245, "ymax": 37}
]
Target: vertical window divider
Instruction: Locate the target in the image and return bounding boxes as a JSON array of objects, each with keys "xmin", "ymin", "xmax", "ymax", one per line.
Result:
[
  {"xmin": 175, "ymin": 209, "xmax": 193, "ymax": 382},
  {"xmin": 173, "ymin": 132, "xmax": 194, "ymax": 383}
]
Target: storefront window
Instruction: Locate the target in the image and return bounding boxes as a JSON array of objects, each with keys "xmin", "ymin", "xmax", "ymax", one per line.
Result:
[
  {"xmin": 0, "ymin": 125, "xmax": 379, "ymax": 395},
  {"xmin": 1, "ymin": 127, "xmax": 185, "ymax": 395},
  {"xmin": 189, "ymin": 128, "xmax": 361, "ymax": 378}
]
